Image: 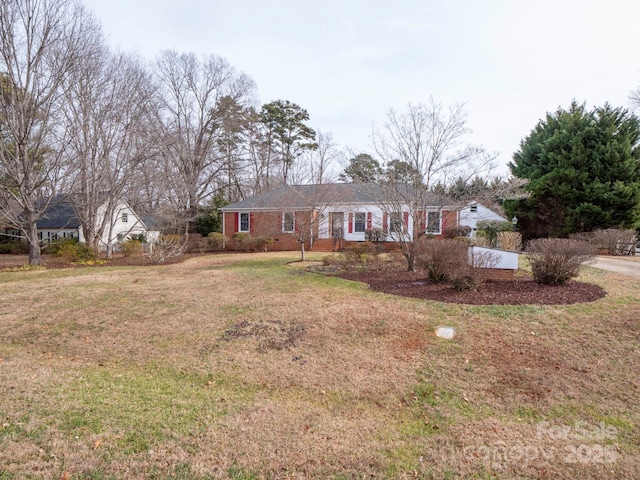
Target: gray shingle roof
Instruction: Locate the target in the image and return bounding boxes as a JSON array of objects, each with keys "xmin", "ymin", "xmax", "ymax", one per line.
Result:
[
  {"xmin": 221, "ymin": 183, "xmax": 385, "ymax": 211},
  {"xmin": 35, "ymin": 195, "xmax": 81, "ymax": 229},
  {"xmin": 221, "ymin": 183, "xmax": 452, "ymax": 211}
]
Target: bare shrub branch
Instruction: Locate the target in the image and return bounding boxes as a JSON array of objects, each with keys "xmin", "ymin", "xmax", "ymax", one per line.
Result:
[
  {"xmin": 145, "ymin": 235, "xmax": 186, "ymax": 264},
  {"xmin": 369, "ymin": 98, "xmax": 497, "ymax": 271},
  {"xmin": 450, "ymin": 250, "xmax": 500, "ymax": 291},
  {"xmin": 571, "ymin": 228, "xmax": 637, "ymax": 256},
  {"xmin": 414, "ymin": 238, "xmax": 468, "ymax": 283},
  {"xmin": 496, "ymin": 232, "xmax": 522, "ymax": 252},
  {"xmin": 526, "ymin": 238, "xmax": 597, "ymax": 285}
]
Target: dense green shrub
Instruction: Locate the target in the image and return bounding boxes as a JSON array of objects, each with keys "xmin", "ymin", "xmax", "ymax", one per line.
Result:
[
  {"xmin": 0, "ymin": 240, "xmax": 29, "ymax": 254},
  {"xmin": 525, "ymin": 238, "xmax": 597, "ymax": 285},
  {"xmin": 476, "ymin": 220, "xmax": 513, "ymax": 247},
  {"xmin": 207, "ymin": 232, "xmax": 227, "ymax": 250},
  {"xmin": 53, "ymin": 238, "xmax": 96, "ymax": 262}
]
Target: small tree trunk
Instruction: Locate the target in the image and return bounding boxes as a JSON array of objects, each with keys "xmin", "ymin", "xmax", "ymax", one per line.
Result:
[
  {"xmin": 85, "ymin": 228, "xmax": 101, "ymax": 256},
  {"xmin": 300, "ymin": 242, "xmax": 306, "ymax": 261},
  {"xmin": 27, "ymin": 221, "xmax": 42, "ymax": 266},
  {"xmin": 406, "ymin": 253, "xmax": 415, "ymax": 272}
]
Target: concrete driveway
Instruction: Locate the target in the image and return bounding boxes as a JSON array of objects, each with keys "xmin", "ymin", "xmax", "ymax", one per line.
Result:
[{"xmin": 588, "ymin": 256, "xmax": 640, "ymax": 279}]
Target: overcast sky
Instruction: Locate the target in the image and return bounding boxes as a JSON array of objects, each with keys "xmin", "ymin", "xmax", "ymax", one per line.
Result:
[{"xmin": 83, "ymin": 0, "xmax": 640, "ymax": 176}]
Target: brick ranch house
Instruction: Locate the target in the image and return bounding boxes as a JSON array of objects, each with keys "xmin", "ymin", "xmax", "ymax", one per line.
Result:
[{"xmin": 220, "ymin": 183, "xmax": 465, "ymax": 252}]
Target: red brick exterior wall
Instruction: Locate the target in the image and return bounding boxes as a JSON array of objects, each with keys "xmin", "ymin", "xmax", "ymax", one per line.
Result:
[
  {"xmin": 223, "ymin": 209, "xmax": 460, "ymax": 251},
  {"xmin": 441, "ymin": 210, "xmax": 458, "ymax": 234},
  {"xmin": 223, "ymin": 210, "xmax": 314, "ymax": 251},
  {"xmin": 483, "ymin": 268, "xmax": 515, "ymax": 280}
]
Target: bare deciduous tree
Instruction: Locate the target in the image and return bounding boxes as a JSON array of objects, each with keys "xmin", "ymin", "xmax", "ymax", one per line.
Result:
[
  {"xmin": 152, "ymin": 50, "xmax": 255, "ymax": 237},
  {"xmin": 305, "ymin": 130, "xmax": 342, "ymax": 185},
  {"xmin": 215, "ymin": 97, "xmax": 253, "ymax": 203},
  {"xmin": 285, "ymin": 184, "xmax": 332, "ymax": 261},
  {"xmin": 629, "ymin": 86, "xmax": 640, "ymax": 112},
  {"xmin": 244, "ymin": 107, "xmax": 272, "ymax": 196},
  {"xmin": 62, "ymin": 49, "xmax": 156, "ymax": 257},
  {"xmin": 371, "ymin": 98, "xmax": 497, "ymax": 271},
  {"xmin": 0, "ymin": 0, "xmax": 101, "ymax": 264}
]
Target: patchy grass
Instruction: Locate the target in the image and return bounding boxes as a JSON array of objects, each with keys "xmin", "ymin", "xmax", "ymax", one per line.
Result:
[{"xmin": 0, "ymin": 251, "xmax": 638, "ymax": 478}]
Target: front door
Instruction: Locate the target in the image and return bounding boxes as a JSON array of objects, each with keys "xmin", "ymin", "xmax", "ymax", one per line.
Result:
[{"xmin": 330, "ymin": 212, "xmax": 344, "ymax": 238}]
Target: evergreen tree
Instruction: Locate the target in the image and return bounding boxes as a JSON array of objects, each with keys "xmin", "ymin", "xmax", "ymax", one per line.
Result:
[
  {"xmin": 194, "ymin": 193, "xmax": 228, "ymax": 236},
  {"xmin": 259, "ymin": 100, "xmax": 317, "ymax": 186},
  {"xmin": 507, "ymin": 102, "xmax": 640, "ymax": 238},
  {"xmin": 339, "ymin": 153, "xmax": 381, "ymax": 183},
  {"xmin": 384, "ymin": 159, "xmax": 422, "ymax": 184}
]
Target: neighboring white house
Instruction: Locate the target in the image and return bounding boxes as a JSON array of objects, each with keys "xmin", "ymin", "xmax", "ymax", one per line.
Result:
[
  {"xmin": 30, "ymin": 195, "xmax": 158, "ymax": 251},
  {"xmin": 459, "ymin": 201, "xmax": 508, "ymax": 237}
]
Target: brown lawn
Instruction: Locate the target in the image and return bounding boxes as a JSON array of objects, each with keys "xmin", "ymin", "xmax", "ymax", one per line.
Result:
[{"xmin": 0, "ymin": 252, "xmax": 638, "ymax": 479}]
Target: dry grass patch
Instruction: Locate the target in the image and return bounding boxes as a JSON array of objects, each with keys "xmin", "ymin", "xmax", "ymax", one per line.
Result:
[{"xmin": 0, "ymin": 252, "xmax": 639, "ymax": 479}]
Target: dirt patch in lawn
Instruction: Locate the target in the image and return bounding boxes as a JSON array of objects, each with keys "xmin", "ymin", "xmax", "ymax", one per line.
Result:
[{"xmin": 332, "ymin": 269, "xmax": 607, "ymax": 305}]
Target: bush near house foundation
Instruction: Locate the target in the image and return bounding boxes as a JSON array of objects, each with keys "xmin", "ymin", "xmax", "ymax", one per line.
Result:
[
  {"xmin": 344, "ymin": 241, "xmax": 378, "ymax": 264},
  {"xmin": 365, "ymin": 228, "xmax": 386, "ymax": 243},
  {"xmin": 231, "ymin": 233, "xmax": 252, "ymax": 251},
  {"xmin": 231, "ymin": 233, "xmax": 273, "ymax": 252},
  {"xmin": 443, "ymin": 225, "xmax": 472, "ymax": 239},
  {"xmin": 252, "ymin": 236, "xmax": 273, "ymax": 252},
  {"xmin": 207, "ymin": 232, "xmax": 227, "ymax": 250}
]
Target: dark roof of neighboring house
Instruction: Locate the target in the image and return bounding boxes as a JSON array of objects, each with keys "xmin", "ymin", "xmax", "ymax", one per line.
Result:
[
  {"xmin": 35, "ymin": 194, "xmax": 81, "ymax": 229},
  {"xmin": 140, "ymin": 214, "xmax": 162, "ymax": 231},
  {"xmin": 221, "ymin": 183, "xmax": 452, "ymax": 211}
]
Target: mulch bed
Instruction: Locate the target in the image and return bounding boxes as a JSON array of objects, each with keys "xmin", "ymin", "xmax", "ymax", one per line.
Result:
[
  {"xmin": 2, "ymin": 253, "xmax": 607, "ymax": 305},
  {"xmin": 334, "ymin": 269, "xmax": 607, "ymax": 305}
]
